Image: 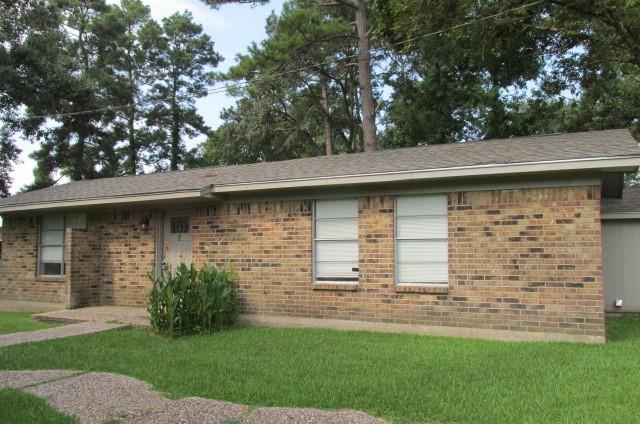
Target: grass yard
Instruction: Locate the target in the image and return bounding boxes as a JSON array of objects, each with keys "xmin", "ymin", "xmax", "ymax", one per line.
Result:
[
  {"xmin": 0, "ymin": 311, "xmax": 58, "ymax": 335},
  {"xmin": 0, "ymin": 388, "xmax": 78, "ymax": 423},
  {"xmin": 1, "ymin": 316, "xmax": 639, "ymax": 423}
]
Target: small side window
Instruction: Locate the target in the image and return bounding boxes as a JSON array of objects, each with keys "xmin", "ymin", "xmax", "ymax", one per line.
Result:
[{"xmin": 39, "ymin": 215, "xmax": 65, "ymax": 276}]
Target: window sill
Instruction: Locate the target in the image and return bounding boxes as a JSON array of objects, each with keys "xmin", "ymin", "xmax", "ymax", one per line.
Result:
[
  {"xmin": 35, "ymin": 276, "xmax": 66, "ymax": 283},
  {"xmin": 312, "ymin": 282, "xmax": 358, "ymax": 291},
  {"xmin": 395, "ymin": 284, "xmax": 448, "ymax": 294}
]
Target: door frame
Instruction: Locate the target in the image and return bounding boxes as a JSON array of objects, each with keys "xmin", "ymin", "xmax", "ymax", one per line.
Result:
[
  {"xmin": 154, "ymin": 210, "xmax": 164, "ymax": 278},
  {"xmin": 155, "ymin": 209, "xmax": 193, "ymax": 276}
]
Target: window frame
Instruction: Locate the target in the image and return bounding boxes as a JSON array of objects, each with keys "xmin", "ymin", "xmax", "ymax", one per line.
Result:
[
  {"xmin": 312, "ymin": 198, "xmax": 359, "ymax": 284},
  {"xmin": 394, "ymin": 194, "xmax": 449, "ymax": 286},
  {"xmin": 38, "ymin": 215, "xmax": 65, "ymax": 277},
  {"xmin": 170, "ymin": 216, "xmax": 190, "ymax": 234}
]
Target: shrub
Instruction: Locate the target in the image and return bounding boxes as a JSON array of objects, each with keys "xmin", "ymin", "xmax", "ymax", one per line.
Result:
[{"xmin": 148, "ymin": 264, "xmax": 238, "ymax": 337}]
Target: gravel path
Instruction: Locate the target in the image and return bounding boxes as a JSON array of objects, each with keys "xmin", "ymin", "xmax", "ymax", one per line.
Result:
[
  {"xmin": 24, "ymin": 372, "xmax": 167, "ymax": 423},
  {"xmin": 244, "ymin": 407, "xmax": 388, "ymax": 424},
  {"xmin": 124, "ymin": 397, "xmax": 248, "ymax": 424},
  {"xmin": 0, "ymin": 370, "xmax": 388, "ymax": 424},
  {"xmin": 0, "ymin": 321, "xmax": 128, "ymax": 348}
]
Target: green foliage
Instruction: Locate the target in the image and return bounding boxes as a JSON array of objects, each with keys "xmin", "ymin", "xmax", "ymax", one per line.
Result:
[
  {"xmin": 0, "ymin": 0, "xmax": 220, "ymax": 193},
  {"xmin": 143, "ymin": 12, "xmax": 221, "ymax": 171},
  {"xmin": 93, "ymin": 0, "xmax": 154, "ymax": 175},
  {"xmin": 201, "ymin": 0, "xmax": 371, "ymax": 165},
  {"xmin": 3, "ymin": 0, "xmax": 640, "ymax": 192},
  {"xmin": 0, "ymin": 124, "xmax": 20, "ymax": 197},
  {"xmin": 148, "ymin": 263, "xmax": 238, "ymax": 337},
  {"xmin": 374, "ymin": 0, "xmax": 640, "ymax": 149}
]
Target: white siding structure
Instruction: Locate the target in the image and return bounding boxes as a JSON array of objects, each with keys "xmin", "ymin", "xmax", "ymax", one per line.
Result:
[{"xmin": 602, "ymin": 219, "xmax": 640, "ymax": 312}]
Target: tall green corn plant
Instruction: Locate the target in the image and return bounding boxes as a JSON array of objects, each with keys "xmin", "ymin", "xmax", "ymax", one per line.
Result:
[
  {"xmin": 197, "ymin": 266, "xmax": 238, "ymax": 332},
  {"xmin": 149, "ymin": 263, "xmax": 238, "ymax": 336},
  {"xmin": 148, "ymin": 264, "xmax": 197, "ymax": 336}
]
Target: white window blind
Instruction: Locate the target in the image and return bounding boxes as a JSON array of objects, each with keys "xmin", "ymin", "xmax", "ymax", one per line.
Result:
[
  {"xmin": 39, "ymin": 215, "xmax": 65, "ymax": 276},
  {"xmin": 314, "ymin": 199, "xmax": 358, "ymax": 281},
  {"xmin": 396, "ymin": 195, "xmax": 448, "ymax": 284}
]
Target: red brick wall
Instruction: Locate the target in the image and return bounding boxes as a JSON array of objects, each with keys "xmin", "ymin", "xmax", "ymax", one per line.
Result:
[
  {"xmin": 0, "ymin": 211, "xmax": 156, "ymax": 307},
  {"xmin": 448, "ymin": 186, "xmax": 604, "ymax": 336},
  {"xmin": 191, "ymin": 201, "xmax": 314, "ymax": 316},
  {"xmin": 192, "ymin": 186, "xmax": 604, "ymax": 338},
  {"xmin": 67, "ymin": 227, "xmax": 100, "ymax": 308},
  {"xmin": 95, "ymin": 210, "xmax": 156, "ymax": 306},
  {"xmin": 0, "ymin": 185, "xmax": 605, "ymax": 339},
  {"xmin": 0, "ymin": 216, "xmax": 67, "ymax": 304}
]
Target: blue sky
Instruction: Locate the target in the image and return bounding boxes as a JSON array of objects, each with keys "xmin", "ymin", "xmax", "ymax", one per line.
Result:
[{"xmin": 9, "ymin": 0, "xmax": 286, "ymax": 194}]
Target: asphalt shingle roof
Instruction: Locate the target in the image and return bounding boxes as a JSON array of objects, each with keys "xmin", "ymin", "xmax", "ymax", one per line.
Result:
[
  {"xmin": 1, "ymin": 129, "xmax": 639, "ymax": 208},
  {"xmin": 601, "ymin": 187, "xmax": 640, "ymax": 215}
]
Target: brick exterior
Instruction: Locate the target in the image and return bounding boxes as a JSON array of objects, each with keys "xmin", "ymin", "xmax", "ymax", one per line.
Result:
[
  {"xmin": 448, "ymin": 186, "xmax": 604, "ymax": 337},
  {"xmin": 96, "ymin": 210, "xmax": 156, "ymax": 306},
  {"xmin": 0, "ymin": 185, "xmax": 605, "ymax": 340},
  {"xmin": 0, "ymin": 210, "xmax": 156, "ymax": 307},
  {"xmin": 67, "ymin": 227, "xmax": 100, "ymax": 308},
  {"xmin": 0, "ymin": 216, "xmax": 67, "ymax": 304}
]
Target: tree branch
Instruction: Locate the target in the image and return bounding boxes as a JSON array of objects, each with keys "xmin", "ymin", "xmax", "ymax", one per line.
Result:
[{"xmin": 317, "ymin": 0, "xmax": 356, "ymax": 9}]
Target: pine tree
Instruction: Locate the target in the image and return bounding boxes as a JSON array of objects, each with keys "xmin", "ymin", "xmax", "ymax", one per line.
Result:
[{"xmin": 142, "ymin": 12, "xmax": 221, "ymax": 170}]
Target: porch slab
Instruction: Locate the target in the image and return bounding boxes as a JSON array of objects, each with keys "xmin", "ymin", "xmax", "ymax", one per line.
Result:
[
  {"xmin": 0, "ymin": 300, "xmax": 66, "ymax": 313},
  {"xmin": 33, "ymin": 306, "xmax": 150, "ymax": 328}
]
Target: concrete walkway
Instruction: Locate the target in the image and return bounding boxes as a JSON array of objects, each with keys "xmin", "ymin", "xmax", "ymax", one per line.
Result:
[
  {"xmin": 0, "ymin": 322, "xmax": 127, "ymax": 348},
  {"xmin": 34, "ymin": 306, "xmax": 150, "ymax": 328},
  {"xmin": 0, "ymin": 370, "xmax": 387, "ymax": 424}
]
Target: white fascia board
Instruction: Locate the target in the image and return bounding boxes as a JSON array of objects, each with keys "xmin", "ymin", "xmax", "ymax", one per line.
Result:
[
  {"xmin": 208, "ymin": 156, "xmax": 640, "ymax": 194},
  {"xmin": 601, "ymin": 212, "xmax": 640, "ymax": 220},
  {"xmin": 0, "ymin": 190, "xmax": 202, "ymax": 213}
]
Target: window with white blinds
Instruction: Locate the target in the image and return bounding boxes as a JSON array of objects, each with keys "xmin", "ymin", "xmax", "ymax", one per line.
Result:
[
  {"xmin": 39, "ymin": 215, "xmax": 65, "ymax": 276},
  {"xmin": 395, "ymin": 194, "xmax": 448, "ymax": 284},
  {"xmin": 314, "ymin": 199, "xmax": 359, "ymax": 281}
]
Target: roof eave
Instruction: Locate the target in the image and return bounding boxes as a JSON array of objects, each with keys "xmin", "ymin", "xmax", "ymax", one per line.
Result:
[
  {"xmin": 0, "ymin": 190, "xmax": 203, "ymax": 214},
  {"xmin": 206, "ymin": 156, "xmax": 640, "ymax": 195},
  {"xmin": 2, "ymin": 155, "xmax": 639, "ymax": 214}
]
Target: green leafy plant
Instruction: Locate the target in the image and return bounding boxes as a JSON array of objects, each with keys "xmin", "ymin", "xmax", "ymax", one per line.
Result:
[{"xmin": 148, "ymin": 264, "xmax": 238, "ymax": 337}]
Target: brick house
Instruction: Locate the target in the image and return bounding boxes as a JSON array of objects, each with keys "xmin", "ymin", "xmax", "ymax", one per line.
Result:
[{"xmin": 1, "ymin": 129, "xmax": 639, "ymax": 343}]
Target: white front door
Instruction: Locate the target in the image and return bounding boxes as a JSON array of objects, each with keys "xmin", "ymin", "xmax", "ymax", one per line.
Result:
[{"xmin": 163, "ymin": 212, "xmax": 192, "ymax": 271}]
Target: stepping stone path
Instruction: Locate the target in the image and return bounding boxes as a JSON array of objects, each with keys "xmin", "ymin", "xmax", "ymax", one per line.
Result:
[
  {"xmin": 0, "ymin": 370, "xmax": 388, "ymax": 424},
  {"xmin": 0, "ymin": 321, "xmax": 128, "ymax": 348}
]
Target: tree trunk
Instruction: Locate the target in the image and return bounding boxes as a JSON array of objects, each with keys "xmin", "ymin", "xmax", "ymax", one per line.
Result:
[
  {"xmin": 320, "ymin": 74, "xmax": 333, "ymax": 156},
  {"xmin": 354, "ymin": 0, "xmax": 376, "ymax": 152},
  {"xmin": 127, "ymin": 107, "xmax": 137, "ymax": 174},
  {"xmin": 127, "ymin": 50, "xmax": 137, "ymax": 175},
  {"xmin": 73, "ymin": 131, "xmax": 86, "ymax": 181},
  {"xmin": 170, "ymin": 86, "xmax": 181, "ymax": 171}
]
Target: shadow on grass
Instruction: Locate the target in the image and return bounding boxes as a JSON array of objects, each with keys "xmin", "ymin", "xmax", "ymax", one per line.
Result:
[{"xmin": 606, "ymin": 315, "xmax": 640, "ymax": 343}]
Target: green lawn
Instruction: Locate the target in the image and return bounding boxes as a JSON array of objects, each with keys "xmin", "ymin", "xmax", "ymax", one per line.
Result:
[
  {"xmin": 1, "ymin": 316, "xmax": 639, "ymax": 423},
  {"xmin": 0, "ymin": 311, "xmax": 58, "ymax": 335},
  {"xmin": 0, "ymin": 388, "xmax": 77, "ymax": 423}
]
